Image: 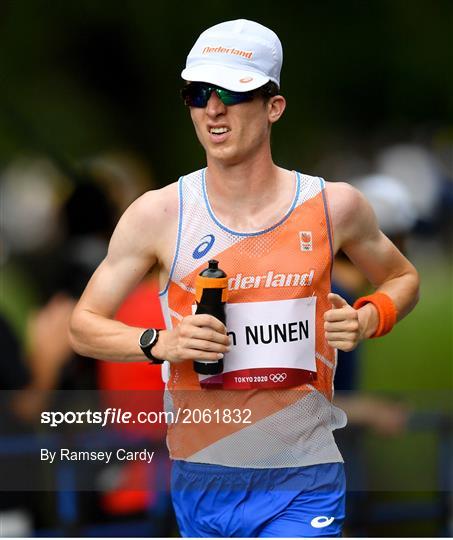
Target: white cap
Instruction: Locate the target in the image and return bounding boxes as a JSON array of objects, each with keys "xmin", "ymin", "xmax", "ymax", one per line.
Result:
[{"xmin": 181, "ymin": 19, "xmax": 282, "ymax": 92}]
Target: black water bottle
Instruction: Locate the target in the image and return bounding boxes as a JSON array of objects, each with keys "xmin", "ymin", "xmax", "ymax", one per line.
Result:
[{"xmin": 194, "ymin": 260, "xmax": 228, "ymax": 375}]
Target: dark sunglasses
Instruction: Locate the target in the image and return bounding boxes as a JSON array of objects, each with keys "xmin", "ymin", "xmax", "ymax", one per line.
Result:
[{"xmin": 181, "ymin": 82, "xmax": 256, "ymax": 108}]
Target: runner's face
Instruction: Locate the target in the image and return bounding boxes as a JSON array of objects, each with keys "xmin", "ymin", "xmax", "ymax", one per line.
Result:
[{"xmin": 189, "ymin": 90, "xmax": 275, "ymax": 165}]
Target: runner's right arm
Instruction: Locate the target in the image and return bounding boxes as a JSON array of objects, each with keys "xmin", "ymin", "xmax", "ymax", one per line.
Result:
[{"xmin": 69, "ymin": 188, "xmax": 230, "ymax": 363}]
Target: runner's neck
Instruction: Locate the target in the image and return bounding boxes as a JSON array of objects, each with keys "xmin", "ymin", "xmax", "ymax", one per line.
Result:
[{"xmin": 204, "ymin": 163, "xmax": 296, "ymax": 232}]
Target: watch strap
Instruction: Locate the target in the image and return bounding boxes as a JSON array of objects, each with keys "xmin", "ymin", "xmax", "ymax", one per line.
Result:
[{"xmin": 139, "ymin": 328, "xmax": 164, "ymax": 364}]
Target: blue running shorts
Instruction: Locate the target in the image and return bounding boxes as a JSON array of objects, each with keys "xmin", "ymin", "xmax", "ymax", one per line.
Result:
[{"xmin": 171, "ymin": 460, "xmax": 345, "ymax": 537}]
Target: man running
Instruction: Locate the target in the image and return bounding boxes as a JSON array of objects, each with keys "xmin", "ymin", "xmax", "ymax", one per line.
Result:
[{"xmin": 70, "ymin": 19, "xmax": 419, "ymax": 537}]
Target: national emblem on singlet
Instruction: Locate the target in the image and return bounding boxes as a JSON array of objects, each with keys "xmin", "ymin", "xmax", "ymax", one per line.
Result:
[{"xmin": 159, "ymin": 169, "xmax": 347, "ymax": 468}]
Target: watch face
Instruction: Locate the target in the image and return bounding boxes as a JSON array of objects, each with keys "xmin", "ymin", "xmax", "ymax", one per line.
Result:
[{"xmin": 140, "ymin": 328, "xmax": 157, "ymax": 348}]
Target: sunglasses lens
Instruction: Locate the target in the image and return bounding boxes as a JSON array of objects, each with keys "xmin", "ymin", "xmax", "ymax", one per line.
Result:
[
  {"xmin": 216, "ymin": 88, "xmax": 253, "ymax": 106},
  {"xmin": 182, "ymin": 84, "xmax": 255, "ymax": 107},
  {"xmin": 182, "ymin": 84, "xmax": 210, "ymax": 107}
]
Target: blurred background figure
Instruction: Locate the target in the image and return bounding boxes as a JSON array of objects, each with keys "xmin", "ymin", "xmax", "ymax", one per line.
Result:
[
  {"xmin": 376, "ymin": 145, "xmax": 443, "ymax": 232},
  {"xmin": 376, "ymin": 143, "xmax": 453, "ymax": 255},
  {"xmin": 0, "ymin": 152, "xmax": 175, "ymax": 535},
  {"xmin": 0, "ymin": 155, "xmax": 115, "ymax": 535}
]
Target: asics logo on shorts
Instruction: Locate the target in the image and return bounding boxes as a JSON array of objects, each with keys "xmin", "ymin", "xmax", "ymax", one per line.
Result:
[
  {"xmin": 310, "ymin": 516, "xmax": 335, "ymax": 528},
  {"xmin": 192, "ymin": 234, "xmax": 215, "ymax": 259},
  {"xmin": 269, "ymin": 373, "xmax": 287, "ymax": 383}
]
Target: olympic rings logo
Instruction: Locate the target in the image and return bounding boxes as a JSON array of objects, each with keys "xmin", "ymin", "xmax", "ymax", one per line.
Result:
[{"xmin": 269, "ymin": 373, "xmax": 287, "ymax": 383}]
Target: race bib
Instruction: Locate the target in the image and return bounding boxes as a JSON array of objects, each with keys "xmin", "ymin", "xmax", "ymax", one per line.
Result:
[{"xmin": 199, "ymin": 297, "xmax": 317, "ymax": 389}]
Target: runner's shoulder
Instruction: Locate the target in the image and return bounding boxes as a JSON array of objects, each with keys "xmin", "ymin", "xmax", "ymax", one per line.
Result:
[
  {"xmin": 125, "ymin": 182, "xmax": 179, "ymax": 225},
  {"xmin": 134, "ymin": 181, "xmax": 179, "ymax": 215},
  {"xmin": 119, "ymin": 181, "xmax": 179, "ymax": 232},
  {"xmin": 325, "ymin": 180, "xmax": 363, "ymax": 205},
  {"xmin": 325, "ymin": 180, "xmax": 370, "ymax": 228}
]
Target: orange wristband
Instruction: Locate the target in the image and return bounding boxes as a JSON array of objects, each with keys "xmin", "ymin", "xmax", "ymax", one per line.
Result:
[{"xmin": 353, "ymin": 292, "xmax": 398, "ymax": 338}]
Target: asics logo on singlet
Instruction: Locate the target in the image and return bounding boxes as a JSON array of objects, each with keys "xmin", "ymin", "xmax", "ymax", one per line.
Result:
[
  {"xmin": 192, "ymin": 234, "xmax": 215, "ymax": 259},
  {"xmin": 228, "ymin": 269, "xmax": 314, "ymax": 290},
  {"xmin": 310, "ymin": 516, "xmax": 335, "ymax": 529},
  {"xmin": 269, "ymin": 373, "xmax": 287, "ymax": 383}
]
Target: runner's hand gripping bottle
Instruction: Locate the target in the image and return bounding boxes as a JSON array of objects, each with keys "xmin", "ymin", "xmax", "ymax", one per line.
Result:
[{"xmin": 194, "ymin": 260, "xmax": 228, "ymax": 375}]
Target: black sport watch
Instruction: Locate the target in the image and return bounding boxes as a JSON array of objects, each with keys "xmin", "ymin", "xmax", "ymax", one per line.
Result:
[{"xmin": 139, "ymin": 328, "xmax": 163, "ymax": 364}]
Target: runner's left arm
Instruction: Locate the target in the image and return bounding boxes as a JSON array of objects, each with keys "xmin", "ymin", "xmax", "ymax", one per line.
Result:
[{"xmin": 324, "ymin": 182, "xmax": 419, "ymax": 351}]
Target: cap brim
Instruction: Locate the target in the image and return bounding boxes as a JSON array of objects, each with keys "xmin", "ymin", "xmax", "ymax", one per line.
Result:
[{"xmin": 181, "ymin": 64, "xmax": 269, "ymax": 92}]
